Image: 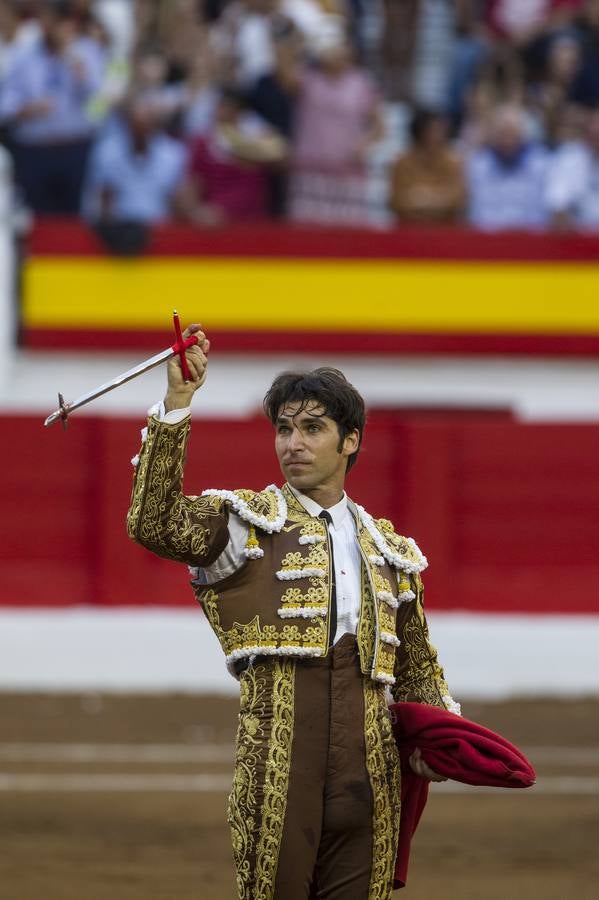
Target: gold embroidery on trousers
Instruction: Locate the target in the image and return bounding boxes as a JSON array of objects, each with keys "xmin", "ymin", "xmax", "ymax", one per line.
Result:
[
  {"xmin": 228, "ymin": 660, "xmax": 296, "ymax": 900},
  {"xmin": 363, "ymin": 680, "xmax": 401, "ymax": 900},
  {"xmin": 254, "ymin": 659, "xmax": 295, "ymax": 900},
  {"xmin": 228, "ymin": 664, "xmax": 268, "ymax": 899}
]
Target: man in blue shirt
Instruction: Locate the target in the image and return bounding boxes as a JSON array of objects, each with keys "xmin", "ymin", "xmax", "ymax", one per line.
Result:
[
  {"xmin": 466, "ymin": 104, "xmax": 550, "ymax": 231},
  {"xmin": 0, "ymin": 0, "xmax": 106, "ymax": 213},
  {"xmin": 82, "ymin": 95, "xmax": 190, "ymax": 226}
]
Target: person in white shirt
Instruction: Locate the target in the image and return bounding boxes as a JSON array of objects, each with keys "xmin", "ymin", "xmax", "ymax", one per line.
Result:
[
  {"xmin": 546, "ymin": 108, "xmax": 599, "ymax": 230},
  {"xmin": 127, "ymin": 323, "xmax": 459, "ymax": 900}
]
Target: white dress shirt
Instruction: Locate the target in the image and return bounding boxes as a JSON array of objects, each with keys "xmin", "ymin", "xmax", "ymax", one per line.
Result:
[
  {"xmin": 288, "ymin": 487, "xmax": 362, "ymax": 645},
  {"xmin": 148, "ymin": 403, "xmax": 363, "ymax": 642},
  {"xmin": 546, "ymin": 140, "xmax": 599, "ymax": 230}
]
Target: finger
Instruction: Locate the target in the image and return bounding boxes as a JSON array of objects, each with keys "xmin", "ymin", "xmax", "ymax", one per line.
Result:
[
  {"xmin": 185, "ymin": 356, "xmax": 206, "ymax": 383},
  {"xmin": 419, "ymin": 761, "xmax": 446, "ymax": 782},
  {"xmin": 183, "ymin": 323, "xmax": 203, "ymax": 339}
]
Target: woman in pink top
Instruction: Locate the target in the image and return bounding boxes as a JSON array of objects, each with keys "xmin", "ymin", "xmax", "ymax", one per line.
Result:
[
  {"xmin": 188, "ymin": 88, "xmax": 287, "ymax": 222},
  {"xmin": 290, "ymin": 24, "xmax": 383, "ymax": 226}
]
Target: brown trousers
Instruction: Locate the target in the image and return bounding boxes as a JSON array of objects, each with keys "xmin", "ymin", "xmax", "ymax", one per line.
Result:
[{"xmin": 228, "ymin": 635, "xmax": 401, "ymax": 900}]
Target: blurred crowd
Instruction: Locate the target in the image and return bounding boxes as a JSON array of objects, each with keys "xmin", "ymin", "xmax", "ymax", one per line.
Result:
[{"xmin": 1, "ymin": 0, "xmax": 599, "ymax": 241}]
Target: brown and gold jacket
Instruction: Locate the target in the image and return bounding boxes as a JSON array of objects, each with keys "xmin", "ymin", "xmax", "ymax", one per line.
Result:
[{"xmin": 127, "ymin": 415, "xmax": 458, "ymax": 710}]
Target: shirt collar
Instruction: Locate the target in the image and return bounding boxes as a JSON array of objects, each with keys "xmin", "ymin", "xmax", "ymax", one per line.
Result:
[{"xmin": 288, "ymin": 485, "xmax": 348, "ymax": 530}]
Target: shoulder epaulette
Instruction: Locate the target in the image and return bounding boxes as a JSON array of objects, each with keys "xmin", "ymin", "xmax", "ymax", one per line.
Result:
[
  {"xmin": 355, "ymin": 505, "xmax": 428, "ymax": 573},
  {"xmin": 201, "ymin": 485, "xmax": 287, "ymax": 533}
]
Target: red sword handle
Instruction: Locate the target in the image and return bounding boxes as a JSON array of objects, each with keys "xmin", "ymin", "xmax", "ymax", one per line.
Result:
[{"xmin": 171, "ymin": 312, "xmax": 198, "ymax": 382}]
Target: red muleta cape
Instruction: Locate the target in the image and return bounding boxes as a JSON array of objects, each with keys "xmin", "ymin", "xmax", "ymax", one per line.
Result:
[{"xmin": 390, "ymin": 702, "xmax": 536, "ymax": 889}]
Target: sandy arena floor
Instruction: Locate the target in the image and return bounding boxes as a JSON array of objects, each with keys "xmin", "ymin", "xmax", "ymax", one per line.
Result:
[{"xmin": 1, "ymin": 694, "xmax": 598, "ymax": 900}]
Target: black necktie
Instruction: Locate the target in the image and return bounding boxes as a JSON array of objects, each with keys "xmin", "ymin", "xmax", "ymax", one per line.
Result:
[{"xmin": 319, "ymin": 510, "xmax": 337, "ymax": 648}]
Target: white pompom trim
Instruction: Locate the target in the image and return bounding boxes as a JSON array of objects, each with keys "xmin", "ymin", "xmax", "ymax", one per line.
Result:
[
  {"xmin": 225, "ymin": 644, "xmax": 323, "ymax": 675},
  {"xmin": 277, "ymin": 606, "xmax": 328, "ymax": 619},
  {"xmin": 377, "ymin": 590, "xmax": 399, "ymax": 609},
  {"xmin": 374, "ymin": 671, "xmax": 396, "ymax": 686},
  {"xmin": 398, "ymin": 589, "xmax": 416, "ymax": 602},
  {"xmin": 442, "ymin": 694, "xmax": 462, "ymax": 716},
  {"xmin": 356, "ymin": 505, "xmax": 428, "ymax": 573},
  {"xmin": 201, "ymin": 484, "xmax": 287, "ymax": 533},
  {"xmin": 131, "ymin": 454, "xmax": 140, "ymax": 468},
  {"xmin": 368, "ymin": 554, "xmax": 385, "ymax": 567},
  {"xmin": 243, "ymin": 547, "xmax": 264, "ymax": 559},
  {"xmin": 298, "ymin": 534, "xmax": 326, "ymax": 545},
  {"xmin": 380, "ymin": 631, "xmax": 401, "ymax": 647},
  {"xmin": 276, "ymin": 567, "xmax": 326, "ymax": 580}
]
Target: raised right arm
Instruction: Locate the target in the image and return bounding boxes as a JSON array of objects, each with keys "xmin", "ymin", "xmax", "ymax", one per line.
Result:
[{"xmin": 126, "ymin": 324, "xmax": 230, "ymax": 566}]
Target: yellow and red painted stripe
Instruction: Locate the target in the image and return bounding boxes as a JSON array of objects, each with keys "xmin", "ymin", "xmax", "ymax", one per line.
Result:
[{"xmin": 22, "ymin": 220, "xmax": 599, "ymax": 355}]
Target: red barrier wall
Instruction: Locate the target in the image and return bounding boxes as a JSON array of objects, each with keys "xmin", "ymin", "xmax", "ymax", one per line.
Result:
[{"xmin": 2, "ymin": 410, "xmax": 598, "ymax": 613}]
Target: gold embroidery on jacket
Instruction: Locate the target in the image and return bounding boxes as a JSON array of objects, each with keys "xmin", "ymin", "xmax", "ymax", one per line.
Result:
[
  {"xmin": 298, "ymin": 519, "xmax": 328, "ymax": 539},
  {"xmin": 281, "ymin": 484, "xmax": 311, "ymax": 522},
  {"xmin": 254, "ymin": 659, "xmax": 295, "ymax": 900},
  {"xmin": 363, "ymin": 680, "xmax": 401, "ymax": 900},
  {"xmin": 379, "ymin": 605, "xmax": 397, "ymax": 636},
  {"xmin": 356, "ymin": 531, "xmax": 398, "ymax": 683},
  {"xmin": 357, "ymin": 562, "xmax": 376, "ymax": 675},
  {"xmin": 373, "ymin": 570, "xmax": 395, "ymax": 596},
  {"xmin": 278, "ymin": 544, "xmax": 328, "ymax": 574},
  {"xmin": 208, "ymin": 614, "xmax": 327, "ymax": 660},
  {"xmin": 236, "ymin": 488, "xmax": 285, "ymax": 528},
  {"xmin": 278, "ymin": 586, "xmax": 329, "ymax": 610}
]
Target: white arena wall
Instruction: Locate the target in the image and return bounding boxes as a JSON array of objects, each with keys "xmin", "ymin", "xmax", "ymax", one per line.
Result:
[{"xmin": 0, "ymin": 609, "xmax": 597, "ymax": 699}]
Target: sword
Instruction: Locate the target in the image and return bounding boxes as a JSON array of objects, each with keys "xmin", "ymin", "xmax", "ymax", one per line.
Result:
[{"xmin": 44, "ymin": 312, "xmax": 199, "ymax": 429}]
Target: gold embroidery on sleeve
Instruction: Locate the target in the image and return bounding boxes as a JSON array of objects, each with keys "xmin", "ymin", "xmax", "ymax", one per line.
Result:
[
  {"xmin": 394, "ymin": 576, "xmax": 450, "ymax": 707},
  {"xmin": 128, "ymin": 417, "xmax": 225, "ymax": 563}
]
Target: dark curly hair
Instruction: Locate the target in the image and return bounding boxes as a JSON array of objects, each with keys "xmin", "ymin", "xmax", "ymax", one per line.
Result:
[{"xmin": 263, "ymin": 367, "xmax": 366, "ymax": 472}]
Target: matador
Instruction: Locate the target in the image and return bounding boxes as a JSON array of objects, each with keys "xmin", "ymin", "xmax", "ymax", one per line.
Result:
[{"xmin": 127, "ymin": 324, "xmax": 460, "ymax": 900}]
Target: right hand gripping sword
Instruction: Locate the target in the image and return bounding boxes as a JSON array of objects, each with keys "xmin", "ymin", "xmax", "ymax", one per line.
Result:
[{"xmin": 44, "ymin": 312, "xmax": 199, "ymax": 429}]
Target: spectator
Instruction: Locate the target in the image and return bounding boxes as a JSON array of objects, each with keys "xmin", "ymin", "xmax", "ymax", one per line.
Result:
[
  {"xmin": 570, "ymin": 0, "xmax": 599, "ymax": 104},
  {"xmin": 82, "ymin": 95, "xmax": 190, "ymax": 225},
  {"xmin": 457, "ymin": 55, "xmax": 527, "ymax": 157},
  {"xmin": 289, "ymin": 20, "xmax": 383, "ymax": 225},
  {"xmin": 410, "ymin": 0, "xmax": 456, "ymax": 111},
  {"xmin": 378, "ymin": 0, "xmax": 420, "ymax": 101},
  {"xmin": 247, "ymin": 18, "xmax": 303, "ymax": 215},
  {"xmin": 0, "ymin": 1, "xmax": 40, "ymax": 78},
  {"xmin": 180, "ymin": 42, "xmax": 222, "ymax": 138},
  {"xmin": 0, "ymin": 0, "xmax": 106, "ymax": 214},
  {"xmin": 187, "ymin": 87, "xmax": 287, "ymax": 221},
  {"xmin": 527, "ymin": 31, "xmax": 586, "ymax": 141},
  {"xmin": 212, "ymin": 0, "xmax": 329, "ymax": 89},
  {"xmin": 466, "ymin": 103, "xmax": 550, "ymax": 229},
  {"xmin": 210, "ymin": 0, "xmax": 279, "ymax": 88},
  {"xmin": 446, "ymin": 0, "xmax": 490, "ymax": 127},
  {"xmin": 247, "ymin": 18, "xmax": 302, "ymax": 138},
  {"xmin": 389, "ymin": 109, "xmax": 466, "ymax": 224},
  {"xmin": 485, "ymin": 0, "xmax": 583, "ymax": 46},
  {"xmin": 546, "ymin": 106, "xmax": 599, "ymax": 228}
]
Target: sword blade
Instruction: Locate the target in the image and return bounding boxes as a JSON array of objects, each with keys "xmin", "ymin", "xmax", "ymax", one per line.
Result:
[{"xmin": 44, "ymin": 346, "xmax": 175, "ymax": 427}]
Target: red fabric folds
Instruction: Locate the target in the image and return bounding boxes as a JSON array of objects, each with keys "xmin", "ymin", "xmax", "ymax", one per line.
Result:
[{"xmin": 389, "ymin": 702, "xmax": 536, "ymax": 889}]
